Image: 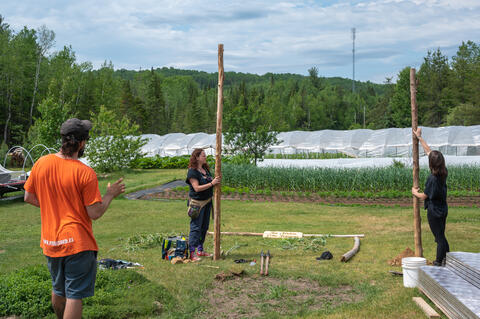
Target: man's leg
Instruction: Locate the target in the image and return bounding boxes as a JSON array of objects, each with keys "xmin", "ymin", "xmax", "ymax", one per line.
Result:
[
  {"xmin": 64, "ymin": 298, "xmax": 82, "ymax": 319},
  {"xmin": 46, "ymin": 256, "xmax": 66, "ymax": 319},
  {"xmin": 51, "ymin": 291, "xmax": 66, "ymax": 319},
  {"xmin": 63, "ymin": 251, "xmax": 97, "ymax": 318}
]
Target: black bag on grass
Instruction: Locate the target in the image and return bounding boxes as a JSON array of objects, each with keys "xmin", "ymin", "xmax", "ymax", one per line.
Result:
[{"xmin": 316, "ymin": 251, "xmax": 333, "ymax": 260}]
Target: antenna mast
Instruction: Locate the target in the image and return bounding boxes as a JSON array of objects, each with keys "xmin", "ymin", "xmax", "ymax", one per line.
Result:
[{"xmin": 351, "ymin": 27, "xmax": 356, "ymax": 93}]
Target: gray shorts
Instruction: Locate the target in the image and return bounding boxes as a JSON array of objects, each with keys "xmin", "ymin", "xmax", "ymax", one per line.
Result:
[{"xmin": 46, "ymin": 250, "xmax": 98, "ymax": 299}]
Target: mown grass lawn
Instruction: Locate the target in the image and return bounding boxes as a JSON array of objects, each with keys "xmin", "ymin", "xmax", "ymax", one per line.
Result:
[{"xmin": 1, "ymin": 169, "xmax": 479, "ymax": 318}]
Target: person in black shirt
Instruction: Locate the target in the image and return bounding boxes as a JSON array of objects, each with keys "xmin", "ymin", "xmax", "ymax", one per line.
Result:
[
  {"xmin": 185, "ymin": 149, "xmax": 221, "ymax": 261},
  {"xmin": 412, "ymin": 128, "xmax": 449, "ymax": 266}
]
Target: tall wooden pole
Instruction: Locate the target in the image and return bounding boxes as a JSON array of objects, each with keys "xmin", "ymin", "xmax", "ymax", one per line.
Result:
[
  {"xmin": 410, "ymin": 68, "xmax": 423, "ymax": 257},
  {"xmin": 213, "ymin": 44, "xmax": 224, "ymax": 260}
]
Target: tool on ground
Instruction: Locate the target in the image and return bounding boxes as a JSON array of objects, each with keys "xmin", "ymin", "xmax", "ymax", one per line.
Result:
[
  {"xmin": 265, "ymin": 250, "xmax": 271, "ymax": 276},
  {"xmin": 234, "ymin": 259, "xmax": 249, "ymax": 263},
  {"xmin": 389, "ymin": 270, "xmax": 403, "ymax": 276},
  {"xmin": 260, "ymin": 250, "xmax": 265, "ymax": 275},
  {"xmin": 197, "ymin": 264, "xmax": 220, "ymax": 269}
]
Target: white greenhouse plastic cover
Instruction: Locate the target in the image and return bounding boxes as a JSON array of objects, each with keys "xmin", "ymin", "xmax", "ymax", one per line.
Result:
[
  {"xmin": 257, "ymin": 156, "xmax": 480, "ymax": 169},
  {"xmin": 139, "ymin": 125, "xmax": 480, "ymax": 158}
]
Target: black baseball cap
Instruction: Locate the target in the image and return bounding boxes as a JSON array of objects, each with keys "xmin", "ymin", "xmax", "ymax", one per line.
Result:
[{"xmin": 60, "ymin": 118, "xmax": 92, "ymax": 140}]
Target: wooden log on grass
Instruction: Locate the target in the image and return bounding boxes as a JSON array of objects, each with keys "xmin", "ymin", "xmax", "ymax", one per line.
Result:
[
  {"xmin": 304, "ymin": 233, "xmax": 365, "ymax": 238},
  {"xmin": 341, "ymin": 236, "xmax": 360, "ymax": 262},
  {"xmin": 410, "ymin": 68, "xmax": 423, "ymax": 257},
  {"xmin": 209, "ymin": 231, "xmax": 263, "ymax": 237},
  {"xmin": 412, "ymin": 297, "xmax": 440, "ymax": 318},
  {"xmin": 213, "ymin": 44, "xmax": 224, "ymax": 261},
  {"xmin": 207, "ymin": 231, "xmax": 364, "ymax": 238}
]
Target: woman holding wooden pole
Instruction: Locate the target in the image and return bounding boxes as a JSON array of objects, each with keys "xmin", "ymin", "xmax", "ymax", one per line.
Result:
[
  {"xmin": 411, "ymin": 128, "xmax": 450, "ymax": 266},
  {"xmin": 186, "ymin": 149, "xmax": 221, "ymax": 261}
]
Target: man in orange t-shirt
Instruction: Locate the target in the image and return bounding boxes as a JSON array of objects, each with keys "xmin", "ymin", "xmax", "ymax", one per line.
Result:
[{"xmin": 24, "ymin": 118, "xmax": 125, "ymax": 319}]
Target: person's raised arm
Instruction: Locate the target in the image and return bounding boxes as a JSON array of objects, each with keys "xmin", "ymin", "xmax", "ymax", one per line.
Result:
[
  {"xmin": 413, "ymin": 127, "xmax": 431, "ymax": 156},
  {"xmin": 86, "ymin": 178, "xmax": 125, "ymax": 220},
  {"xmin": 24, "ymin": 191, "xmax": 40, "ymax": 207}
]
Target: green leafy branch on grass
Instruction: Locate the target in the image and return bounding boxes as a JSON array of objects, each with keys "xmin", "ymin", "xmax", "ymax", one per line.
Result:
[
  {"xmin": 270, "ymin": 237, "xmax": 328, "ymax": 251},
  {"xmin": 124, "ymin": 232, "xmax": 179, "ymax": 251}
]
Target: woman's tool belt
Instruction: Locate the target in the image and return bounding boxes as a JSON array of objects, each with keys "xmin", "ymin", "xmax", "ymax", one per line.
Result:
[{"xmin": 187, "ymin": 197, "xmax": 212, "ymax": 219}]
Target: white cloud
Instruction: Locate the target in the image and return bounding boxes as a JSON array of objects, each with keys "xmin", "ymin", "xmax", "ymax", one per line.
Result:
[{"xmin": 0, "ymin": 0, "xmax": 478, "ymax": 82}]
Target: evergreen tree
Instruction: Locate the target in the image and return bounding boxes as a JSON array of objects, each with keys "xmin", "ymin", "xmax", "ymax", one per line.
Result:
[
  {"xmin": 145, "ymin": 69, "xmax": 166, "ymax": 134},
  {"xmin": 451, "ymin": 41, "xmax": 480, "ymax": 106},
  {"xmin": 390, "ymin": 67, "xmax": 412, "ymax": 128},
  {"xmin": 366, "ymin": 77, "xmax": 395, "ymax": 129},
  {"xmin": 418, "ymin": 49, "xmax": 455, "ymax": 126}
]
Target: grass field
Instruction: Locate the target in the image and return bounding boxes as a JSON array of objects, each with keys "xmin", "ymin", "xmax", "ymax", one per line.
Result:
[{"xmin": 1, "ymin": 169, "xmax": 479, "ymax": 318}]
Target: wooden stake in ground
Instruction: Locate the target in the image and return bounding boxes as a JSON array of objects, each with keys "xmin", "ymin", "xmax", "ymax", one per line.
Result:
[
  {"xmin": 213, "ymin": 44, "xmax": 224, "ymax": 261},
  {"xmin": 410, "ymin": 67, "xmax": 423, "ymax": 257}
]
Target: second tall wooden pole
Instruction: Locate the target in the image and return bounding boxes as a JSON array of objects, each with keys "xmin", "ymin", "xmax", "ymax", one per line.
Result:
[
  {"xmin": 213, "ymin": 44, "xmax": 224, "ymax": 261},
  {"xmin": 410, "ymin": 68, "xmax": 423, "ymax": 257}
]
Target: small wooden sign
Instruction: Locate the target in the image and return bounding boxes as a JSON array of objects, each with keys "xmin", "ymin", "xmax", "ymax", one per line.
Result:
[{"xmin": 263, "ymin": 231, "xmax": 303, "ymax": 239}]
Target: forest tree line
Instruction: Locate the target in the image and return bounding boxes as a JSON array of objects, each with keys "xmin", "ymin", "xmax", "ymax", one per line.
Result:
[{"xmin": 1, "ymin": 15, "xmax": 479, "ymax": 151}]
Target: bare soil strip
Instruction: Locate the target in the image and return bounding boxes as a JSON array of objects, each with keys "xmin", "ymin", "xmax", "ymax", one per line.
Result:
[{"xmin": 141, "ymin": 190, "xmax": 480, "ymax": 207}]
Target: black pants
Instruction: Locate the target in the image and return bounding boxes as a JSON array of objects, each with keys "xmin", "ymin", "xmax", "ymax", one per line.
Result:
[
  {"xmin": 189, "ymin": 201, "xmax": 212, "ymax": 252},
  {"xmin": 427, "ymin": 212, "xmax": 449, "ymax": 263}
]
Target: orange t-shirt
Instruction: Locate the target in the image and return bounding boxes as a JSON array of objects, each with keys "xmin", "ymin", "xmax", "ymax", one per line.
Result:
[{"xmin": 24, "ymin": 154, "xmax": 102, "ymax": 257}]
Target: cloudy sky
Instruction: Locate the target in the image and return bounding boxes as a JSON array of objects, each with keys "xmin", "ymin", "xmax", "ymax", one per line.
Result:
[{"xmin": 1, "ymin": 0, "xmax": 479, "ymax": 83}]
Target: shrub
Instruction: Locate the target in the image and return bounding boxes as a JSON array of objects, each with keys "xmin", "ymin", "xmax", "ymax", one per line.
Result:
[
  {"xmin": 27, "ymin": 95, "xmax": 70, "ymax": 150},
  {"xmin": 0, "ymin": 264, "xmax": 173, "ymax": 319},
  {"xmin": 131, "ymin": 154, "xmax": 249, "ymax": 170},
  {"xmin": 0, "ymin": 265, "xmax": 52, "ymax": 318},
  {"xmin": 392, "ymin": 159, "xmax": 405, "ymax": 168},
  {"xmin": 86, "ymin": 106, "xmax": 147, "ymax": 172}
]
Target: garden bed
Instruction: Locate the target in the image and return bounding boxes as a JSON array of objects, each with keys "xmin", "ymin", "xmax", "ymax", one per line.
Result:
[{"xmin": 140, "ymin": 188, "xmax": 480, "ymax": 207}]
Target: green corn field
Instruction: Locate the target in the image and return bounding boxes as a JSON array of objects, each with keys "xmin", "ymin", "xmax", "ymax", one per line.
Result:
[{"xmin": 222, "ymin": 164, "xmax": 480, "ymax": 193}]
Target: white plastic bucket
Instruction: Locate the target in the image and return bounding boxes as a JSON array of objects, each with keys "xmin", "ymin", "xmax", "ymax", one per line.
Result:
[{"xmin": 402, "ymin": 257, "xmax": 427, "ymax": 288}]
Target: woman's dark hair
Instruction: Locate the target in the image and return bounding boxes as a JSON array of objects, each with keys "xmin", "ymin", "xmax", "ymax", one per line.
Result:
[
  {"xmin": 60, "ymin": 134, "xmax": 83, "ymax": 157},
  {"xmin": 188, "ymin": 148, "xmax": 210, "ymax": 171},
  {"xmin": 428, "ymin": 150, "xmax": 448, "ymax": 179}
]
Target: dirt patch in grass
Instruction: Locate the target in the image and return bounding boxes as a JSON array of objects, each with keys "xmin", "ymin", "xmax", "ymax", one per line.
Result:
[
  {"xmin": 388, "ymin": 247, "xmax": 415, "ymax": 266},
  {"xmin": 141, "ymin": 189, "xmax": 480, "ymax": 207},
  {"xmin": 203, "ymin": 275, "xmax": 363, "ymax": 319}
]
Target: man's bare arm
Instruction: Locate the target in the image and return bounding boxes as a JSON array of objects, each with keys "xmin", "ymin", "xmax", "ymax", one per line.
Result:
[
  {"xmin": 86, "ymin": 178, "xmax": 125, "ymax": 220},
  {"xmin": 24, "ymin": 191, "xmax": 40, "ymax": 207}
]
